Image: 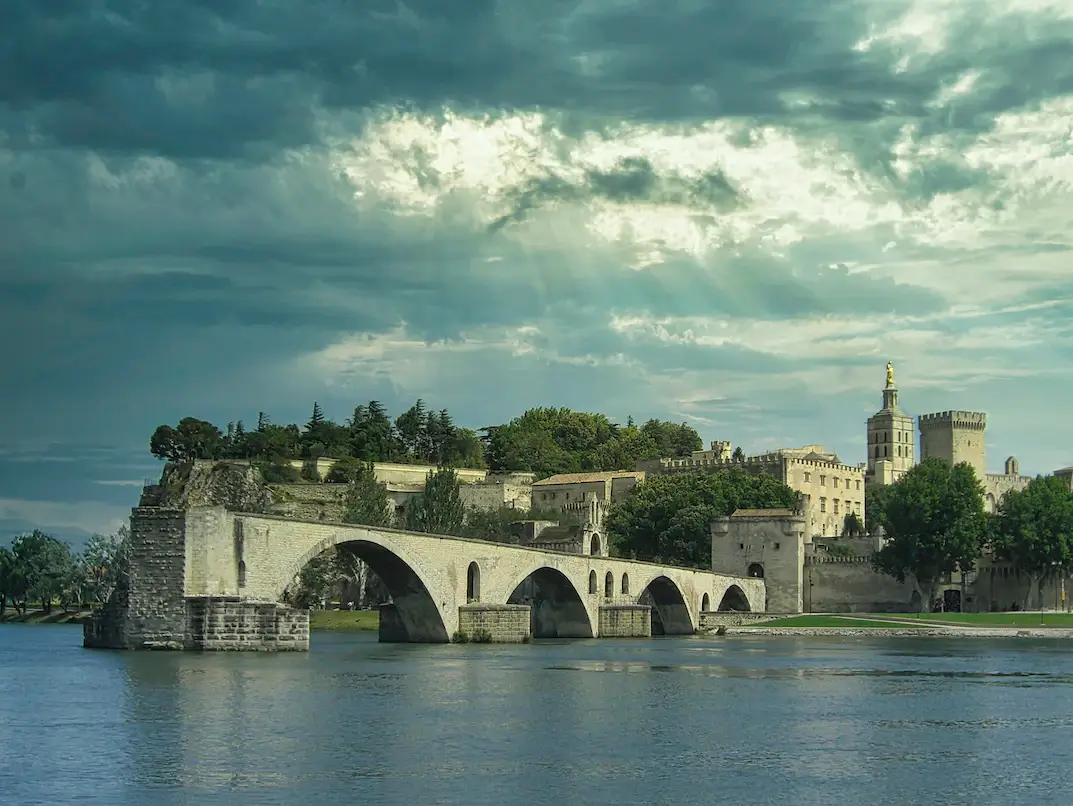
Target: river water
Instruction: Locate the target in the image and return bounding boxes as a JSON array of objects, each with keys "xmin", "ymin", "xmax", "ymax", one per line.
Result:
[{"xmin": 2, "ymin": 625, "xmax": 1072, "ymax": 805}]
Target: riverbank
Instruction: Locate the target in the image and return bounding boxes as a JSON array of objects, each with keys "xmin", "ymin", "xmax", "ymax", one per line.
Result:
[
  {"xmin": 0, "ymin": 609, "xmax": 90, "ymax": 625},
  {"xmin": 710, "ymin": 612, "xmax": 1073, "ymax": 639},
  {"xmin": 309, "ymin": 609, "xmax": 379, "ymax": 631}
]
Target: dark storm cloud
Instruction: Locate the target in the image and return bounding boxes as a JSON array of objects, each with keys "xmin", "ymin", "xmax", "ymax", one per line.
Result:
[
  {"xmin": 4, "ymin": 0, "xmax": 1072, "ymax": 161},
  {"xmin": 489, "ymin": 157, "xmax": 741, "ymax": 232}
]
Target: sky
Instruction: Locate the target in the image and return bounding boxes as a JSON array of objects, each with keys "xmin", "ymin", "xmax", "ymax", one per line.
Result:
[{"xmin": 3, "ymin": 0, "xmax": 1073, "ymax": 548}]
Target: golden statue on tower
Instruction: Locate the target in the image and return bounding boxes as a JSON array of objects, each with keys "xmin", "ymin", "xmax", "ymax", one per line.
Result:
[{"xmin": 886, "ymin": 360, "xmax": 895, "ymax": 387}]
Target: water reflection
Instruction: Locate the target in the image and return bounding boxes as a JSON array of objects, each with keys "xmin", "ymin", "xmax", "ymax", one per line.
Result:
[{"xmin": 3, "ymin": 627, "xmax": 1073, "ymax": 805}]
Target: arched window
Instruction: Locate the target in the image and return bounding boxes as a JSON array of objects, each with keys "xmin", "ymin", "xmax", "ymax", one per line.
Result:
[
  {"xmin": 747, "ymin": 563, "xmax": 765, "ymax": 579},
  {"xmin": 238, "ymin": 560, "xmax": 247, "ymax": 588},
  {"xmin": 621, "ymin": 573, "xmax": 630, "ymax": 595},
  {"xmin": 701, "ymin": 593, "xmax": 711, "ymax": 612},
  {"xmin": 588, "ymin": 570, "xmax": 598, "ymax": 594},
  {"xmin": 466, "ymin": 562, "xmax": 481, "ymax": 603},
  {"xmin": 590, "ymin": 533, "xmax": 602, "ymax": 556},
  {"xmin": 604, "ymin": 571, "xmax": 614, "ymax": 598}
]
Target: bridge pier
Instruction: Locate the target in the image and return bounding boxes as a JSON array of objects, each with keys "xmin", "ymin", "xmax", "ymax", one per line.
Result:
[{"xmin": 598, "ymin": 604, "xmax": 652, "ymax": 638}]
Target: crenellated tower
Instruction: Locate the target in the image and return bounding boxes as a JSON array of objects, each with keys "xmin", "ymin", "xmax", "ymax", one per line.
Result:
[
  {"xmin": 918, "ymin": 410, "xmax": 987, "ymax": 479},
  {"xmin": 865, "ymin": 361, "xmax": 915, "ymax": 486}
]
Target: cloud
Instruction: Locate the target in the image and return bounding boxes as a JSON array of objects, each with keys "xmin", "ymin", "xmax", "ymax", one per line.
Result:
[{"xmin": 2, "ymin": 0, "xmax": 1073, "ymax": 536}]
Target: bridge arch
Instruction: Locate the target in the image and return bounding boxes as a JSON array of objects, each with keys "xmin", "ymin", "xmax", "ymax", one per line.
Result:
[
  {"xmin": 504, "ymin": 565, "xmax": 594, "ymax": 639},
  {"xmin": 718, "ymin": 584, "xmax": 751, "ymax": 612},
  {"xmin": 637, "ymin": 574, "xmax": 695, "ymax": 635},
  {"xmin": 280, "ymin": 533, "xmax": 449, "ymax": 643}
]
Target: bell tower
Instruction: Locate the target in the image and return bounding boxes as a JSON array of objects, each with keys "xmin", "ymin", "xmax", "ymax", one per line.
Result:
[{"xmin": 865, "ymin": 361, "xmax": 915, "ymax": 486}]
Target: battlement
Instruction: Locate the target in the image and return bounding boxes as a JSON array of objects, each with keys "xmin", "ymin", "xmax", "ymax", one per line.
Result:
[
  {"xmin": 918, "ymin": 411, "xmax": 987, "ymax": 431},
  {"xmin": 562, "ymin": 495, "xmax": 603, "ymax": 528}
]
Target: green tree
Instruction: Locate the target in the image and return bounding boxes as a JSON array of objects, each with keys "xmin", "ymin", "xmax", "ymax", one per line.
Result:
[
  {"xmin": 406, "ymin": 468, "xmax": 466, "ymax": 536},
  {"xmin": 342, "ymin": 461, "xmax": 393, "ymax": 527},
  {"xmin": 842, "ymin": 512, "xmax": 865, "ymax": 537},
  {"xmin": 149, "ymin": 417, "xmax": 225, "ymax": 462},
  {"xmin": 872, "ymin": 458, "xmax": 987, "ymax": 611},
  {"xmin": 607, "ymin": 469, "xmax": 797, "ymax": 567},
  {"xmin": 0, "ymin": 546, "xmax": 20, "ymax": 616},
  {"xmin": 588, "ymin": 422, "xmax": 660, "ymax": 470},
  {"xmin": 731, "ymin": 446, "xmax": 746, "ymax": 463},
  {"xmin": 81, "ymin": 527, "xmax": 130, "ymax": 605},
  {"xmin": 639, "ymin": 419, "xmax": 703, "ymax": 458},
  {"xmin": 286, "ymin": 547, "xmax": 360, "ymax": 609},
  {"xmin": 347, "ymin": 401, "xmax": 398, "ymax": 461},
  {"xmin": 395, "ymin": 399, "xmax": 430, "ymax": 460},
  {"xmin": 865, "ymin": 483, "xmax": 892, "ymax": 536},
  {"xmin": 990, "ymin": 475, "xmax": 1073, "ymax": 609},
  {"xmin": 10, "ymin": 530, "xmax": 75, "ymax": 613}
]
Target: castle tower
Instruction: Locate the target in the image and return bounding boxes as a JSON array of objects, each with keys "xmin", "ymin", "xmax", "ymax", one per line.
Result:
[
  {"xmin": 865, "ymin": 361, "xmax": 915, "ymax": 486},
  {"xmin": 917, "ymin": 410, "xmax": 987, "ymax": 479}
]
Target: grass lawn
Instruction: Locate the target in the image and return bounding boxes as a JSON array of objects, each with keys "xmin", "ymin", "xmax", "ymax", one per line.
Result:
[
  {"xmin": 308, "ymin": 609, "xmax": 380, "ymax": 631},
  {"xmin": 891, "ymin": 612, "xmax": 1073, "ymax": 627},
  {"xmin": 750, "ymin": 615, "xmax": 925, "ymax": 629}
]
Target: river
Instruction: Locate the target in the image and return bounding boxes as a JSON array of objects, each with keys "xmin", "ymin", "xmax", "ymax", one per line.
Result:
[{"xmin": 2, "ymin": 625, "xmax": 1072, "ymax": 805}]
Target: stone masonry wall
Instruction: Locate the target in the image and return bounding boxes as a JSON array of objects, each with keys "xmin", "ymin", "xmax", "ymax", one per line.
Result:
[
  {"xmin": 804, "ymin": 557, "xmax": 918, "ymax": 613},
  {"xmin": 124, "ymin": 507, "xmax": 190, "ymax": 649},
  {"xmin": 598, "ymin": 604, "xmax": 652, "ymax": 637},
  {"xmin": 457, "ymin": 604, "xmax": 531, "ymax": 642},
  {"xmin": 459, "ymin": 482, "xmax": 533, "ymax": 512},
  {"xmin": 186, "ymin": 597, "xmax": 309, "ymax": 650},
  {"xmin": 268, "ymin": 483, "xmax": 348, "ymax": 522}
]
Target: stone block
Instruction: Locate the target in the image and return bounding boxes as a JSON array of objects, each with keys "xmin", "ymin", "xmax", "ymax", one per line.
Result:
[{"xmin": 457, "ymin": 604, "xmax": 531, "ymax": 643}]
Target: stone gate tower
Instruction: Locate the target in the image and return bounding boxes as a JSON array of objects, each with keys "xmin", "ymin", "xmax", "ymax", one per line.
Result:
[
  {"xmin": 917, "ymin": 410, "xmax": 987, "ymax": 479},
  {"xmin": 865, "ymin": 361, "xmax": 915, "ymax": 486}
]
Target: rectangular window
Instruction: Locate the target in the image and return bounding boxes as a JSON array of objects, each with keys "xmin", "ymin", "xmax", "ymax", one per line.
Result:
[
  {"xmin": 774, "ymin": 542, "xmax": 781, "ymax": 550},
  {"xmin": 820, "ymin": 475, "xmax": 826, "ymax": 486},
  {"xmin": 834, "ymin": 500, "xmax": 840, "ymax": 514},
  {"xmin": 803, "ymin": 472, "xmax": 811, "ymax": 483},
  {"xmin": 833, "ymin": 477, "xmax": 839, "ymax": 488},
  {"xmin": 856, "ymin": 480, "xmax": 861, "ymax": 490},
  {"xmin": 739, "ymin": 543, "xmax": 744, "ymax": 550},
  {"xmin": 820, "ymin": 497, "xmax": 827, "ymax": 512}
]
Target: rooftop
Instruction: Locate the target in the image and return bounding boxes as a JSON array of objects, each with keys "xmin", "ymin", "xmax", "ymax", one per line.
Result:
[
  {"xmin": 731, "ymin": 508, "xmax": 799, "ymax": 518},
  {"xmin": 533, "ymin": 470, "xmax": 646, "ymax": 486}
]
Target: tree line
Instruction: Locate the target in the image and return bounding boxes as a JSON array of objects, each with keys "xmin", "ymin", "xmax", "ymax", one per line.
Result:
[
  {"xmin": 149, "ymin": 403, "xmax": 705, "ymax": 480},
  {"xmin": 869, "ymin": 457, "xmax": 1073, "ymax": 611},
  {"xmin": 0, "ymin": 529, "xmax": 129, "ymax": 616}
]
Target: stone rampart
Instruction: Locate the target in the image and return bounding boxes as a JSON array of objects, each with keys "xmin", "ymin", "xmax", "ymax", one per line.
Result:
[{"xmin": 805, "ymin": 561, "xmax": 917, "ymax": 613}]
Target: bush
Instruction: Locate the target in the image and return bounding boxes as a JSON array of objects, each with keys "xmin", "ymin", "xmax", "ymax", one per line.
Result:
[
  {"xmin": 257, "ymin": 460, "xmax": 301, "ymax": 483},
  {"xmin": 325, "ymin": 457, "xmax": 364, "ymax": 484},
  {"xmin": 300, "ymin": 459, "xmax": 321, "ymax": 482},
  {"xmin": 451, "ymin": 630, "xmax": 470, "ymax": 643},
  {"xmin": 472, "ymin": 629, "xmax": 493, "ymax": 643}
]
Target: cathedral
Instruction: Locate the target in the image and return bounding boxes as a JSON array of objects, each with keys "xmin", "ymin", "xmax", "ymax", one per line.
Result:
[{"xmin": 863, "ymin": 362, "xmax": 1034, "ymax": 511}]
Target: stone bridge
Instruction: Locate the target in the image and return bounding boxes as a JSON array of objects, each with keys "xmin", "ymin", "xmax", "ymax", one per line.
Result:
[{"xmin": 84, "ymin": 506, "xmax": 765, "ymax": 651}]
